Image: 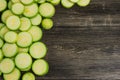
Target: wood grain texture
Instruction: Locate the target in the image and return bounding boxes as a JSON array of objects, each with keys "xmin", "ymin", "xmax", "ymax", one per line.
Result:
[
  {"xmin": 0, "ymin": 0, "xmax": 120, "ymax": 80},
  {"xmin": 39, "ymin": 0, "xmax": 120, "ymax": 80}
]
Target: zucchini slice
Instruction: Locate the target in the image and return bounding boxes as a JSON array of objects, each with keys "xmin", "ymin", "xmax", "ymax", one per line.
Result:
[
  {"xmin": 23, "ymin": 3, "xmax": 38, "ymax": 18},
  {"xmin": 32, "ymin": 59, "xmax": 49, "ymax": 76},
  {"xmin": 22, "ymin": 72, "xmax": 35, "ymax": 80},
  {"xmin": 18, "ymin": 47, "xmax": 29, "ymax": 53},
  {"xmin": 37, "ymin": 0, "xmax": 46, "ymax": 4},
  {"xmin": 30, "ymin": 42, "xmax": 47, "ymax": 59},
  {"xmin": 28, "ymin": 26, "xmax": 42, "ymax": 42},
  {"xmin": 0, "ymin": 58, "xmax": 15, "ymax": 74},
  {"xmin": 61, "ymin": 0, "xmax": 74, "ymax": 8},
  {"xmin": 39, "ymin": 2, "xmax": 55, "ymax": 18},
  {"xmin": 20, "ymin": 0, "xmax": 34, "ymax": 5},
  {"xmin": 19, "ymin": 17, "xmax": 31, "ymax": 31},
  {"xmin": 4, "ymin": 31, "xmax": 18, "ymax": 43},
  {"xmin": 15, "ymin": 53, "xmax": 32, "ymax": 71},
  {"xmin": 1, "ymin": 10, "xmax": 14, "ymax": 23},
  {"xmin": 0, "ymin": 23, "xmax": 4, "ymax": 30},
  {"xmin": 30, "ymin": 14, "xmax": 42, "ymax": 26},
  {"xmin": 0, "ymin": 49, "xmax": 3, "ymax": 61},
  {"xmin": 0, "ymin": 26, "xmax": 9, "ymax": 39},
  {"xmin": 11, "ymin": 3, "xmax": 24, "ymax": 15},
  {"xmin": 17, "ymin": 32, "xmax": 32, "ymax": 47},
  {"xmin": 77, "ymin": 0, "xmax": 91, "ymax": 7},
  {"xmin": 0, "ymin": 0, "xmax": 7, "ymax": 12},
  {"xmin": 8, "ymin": 1, "xmax": 13, "ymax": 9},
  {"xmin": 50, "ymin": 0, "xmax": 60, "ymax": 5},
  {"xmin": 11, "ymin": 0, "xmax": 20, "ymax": 3},
  {"xmin": 2, "ymin": 43, "xmax": 18, "ymax": 57},
  {"xmin": 69, "ymin": 0, "xmax": 79, "ymax": 3},
  {"xmin": 0, "ymin": 38, "xmax": 4, "ymax": 48},
  {"xmin": 6, "ymin": 15, "xmax": 21, "ymax": 30},
  {"xmin": 42, "ymin": 18, "xmax": 53, "ymax": 30},
  {"xmin": 3, "ymin": 68, "xmax": 21, "ymax": 80}
]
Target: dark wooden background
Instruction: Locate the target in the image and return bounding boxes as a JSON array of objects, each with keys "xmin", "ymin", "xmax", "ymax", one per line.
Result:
[
  {"xmin": 41, "ymin": 0, "xmax": 120, "ymax": 80},
  {"xmin": 0, "ymin": 0, "xmax": 120, "ymax": 80}
]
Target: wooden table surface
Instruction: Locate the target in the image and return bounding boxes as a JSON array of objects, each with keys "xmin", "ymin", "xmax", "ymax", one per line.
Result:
[
  {"xmin": 40, "ymin": 0, "xmax": 120, "ymax": 80},
  {"xmin": 0, "ymin": 0, "xmax": 120, "ymax": 80}
]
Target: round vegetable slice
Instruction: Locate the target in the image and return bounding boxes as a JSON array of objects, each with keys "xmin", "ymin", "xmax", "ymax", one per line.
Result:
[
  {"xmin": 15, "ymin": 53, "xmax": 32, "ymax": 71},
  {"xmin": 32, "ymin": 59, "xmax": 49, "ymax": 76},
  {"xmin": 61, "ymin": 0, "xmax": 74, "ymax": 8},
  {"xmin": 17, "ymin": 32, "xmax": 32, "ymax": 47},
  {"xmin": 77, "ymin": 0, "xmax": 91, "ymax": 7},
  {"xmin": 6, "ymin": 15, "xmax": 21, "ymax": 30},
  {"xmin": 0, "ymin": 0, "xmax": 7, "ymax": 12},
  {"xmin": 11, "ymin": 3, "xmax": 24, "ymax": 15},
  {"xmin": 2, "ymin": 43, "xmax": 18, "ymax": 57},
  {"xmin": 4, "ymin": 31, "xmax": 18, "ymax": 43},
  {"xmin": 23, "ymin": 3, "xmax": 38, "ymax": 18},
  {"xmin": 30, "ymin": 14, "xmax": 42, "ymax": 26},
  {"xmin": 18, "ymin": 47, "xmax": 29, "ymax": 53},
  {"xmin": 22, "ymin": 72, "xmax": 35, "ymax": 80},
  {"xmin": 0, "ymin": 49, "xmax": 3, "ymax": 61},
  {"xmin": 0, "ymin": 23, "xmax": 4, "ymax": 29},
  {"xmin": 46, "ymin": 0, "xmax": 52, "ymax": 2},
  {"xmin": 0, "ymin": 58, "xmax": 15, "ymax": 74},
  {"xmin": 11, "ymin": 0, "xmax": 20, "ymax": 3},
  {"xmin": 1, "ymin": 10, "xmax": 13, "ymax": 23},
  {"xmin": 21, "ymin": 64, "xmax": 32, "ymax": 71},
  {"xmin": 0, "ymin": 38, "xmax": 4, "ymax": 48},
  {"xmin": 69, "ymin": 0, "xmax": 79, "ymax": 3},
  {"xmin": 0, "ymin": 26, "xmax": 9, "ymax": 39},
  {"xmin": 37, "ymin": 0, "xmax": 45, "ymax": 4},
  {"xmin": 20, "ymin": 0, "xmax": 34, "ymax": 5},
  {"xmin": 50, "ymin": 0, "xmax": 60, "ymax": 5},
  {"xmin": 39, "ymin": 2, "xmax": 55, "ymax": 18},
  {"xmin": 28, "ymin": 26, "xmax": 42, "ymax": 42},
  {"xmin": 3, "ymin": 68, "xmax": 21, "ymax": 80},
  {"xmin": 19, "ymin": 17, "xmax": 31, "ymax": 31},
  {"xmin": 30, "ymin": 42, "xmax": 47, "ymax": 59},
  {"xmin": 8, "ymin": 1, "xmax": 13, "ymax": 9},
  {"xmin": 42, "ymin": 18, "xmax": 53, "ymax": 30},
  {"xmin": 35, "ymin": 0, "xmax": 38, "ymax": 2}
]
